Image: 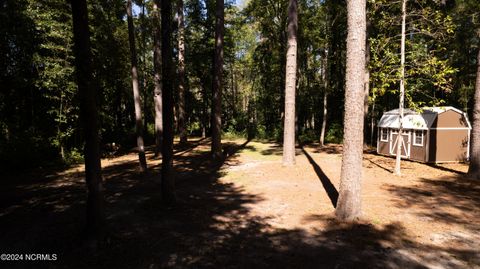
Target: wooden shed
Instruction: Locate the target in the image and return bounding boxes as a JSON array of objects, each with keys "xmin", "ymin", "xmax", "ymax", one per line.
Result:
[{"xmin": 377, "ymin": 107, "xmax": 471, "ymax": 163}]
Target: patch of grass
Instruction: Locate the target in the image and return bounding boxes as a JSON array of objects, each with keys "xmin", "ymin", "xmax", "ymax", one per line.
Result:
[
  {"xmin": 191, "ymin": 149, "xmax": 210, "ymax": 154},
  {"xmin": 223, "ymin": 131, "xmax": 247, "ymax": 140},
  {"xmin": 238, "ymin": 142, "xmax": 281, "ymax": 161}
]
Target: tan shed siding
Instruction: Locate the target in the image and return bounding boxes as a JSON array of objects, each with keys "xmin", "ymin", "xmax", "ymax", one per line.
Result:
[
  {"xmin": 378, "ymin": 141, "xmax": 390, "ymax": 155},
  {"xmin": 377, "ymin": 127, "xmax": 390, "ymax": 155},
  {"xmin": 436, "ymin": 110, "xmax": 468, "ymax": 128},
  {"xmin": 410, "ymin": 130, "xmax": 427, "ymax": 162},
  {"xmin": 429, "ymin": 129, "xmax": 469, "ymax": 162},
  {"xmin": 410, "ymin": 146, "xmax": 425, "ymax": 161},
  {"xmin": 410, "ymin": 130, "xmax": 426, "ymax": 161}
]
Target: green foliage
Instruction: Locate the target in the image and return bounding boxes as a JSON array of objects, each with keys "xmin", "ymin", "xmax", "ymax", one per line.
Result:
[
  {"xmin": 146, "ymin": 123, "xmax": 155, "ymax": 138},
  {"xmin": 223, "ymin": 129, "xmax": 247, "ymax": 140},
  {"xmin": 298, "ymin": 129, "xmax": 317, "ymax": 144},
  {"xmin": 64, "ymin": 147, "xmax": 84, "ymax": 165},
  {"xmin": 27, "ymin": 0, "xmax": 78, "ymax": 151},
  {"xmin": 448, "ymin": 0, "xmax": 480, "ymax": 113},
  {"xmin": 0, "ymin": 129, "xmax": 58, "ymax": 171},
  {"xmin": 369, "ymin": 0, "xmax": 458, "ymax": 111},
  {"xmin": 325, "ymin": 123, "xmax": 343, "ymax": 144},
  {"xmin": 187, "ymin": 121, "xmax": 202, "ymax": 135},
  {"xmin": 0, "ymin": 0, "xmax": 133, "ymax": 170},
  {"xmin": 1, "ymin": 0, "xmax": 479, "ymax": 171}
]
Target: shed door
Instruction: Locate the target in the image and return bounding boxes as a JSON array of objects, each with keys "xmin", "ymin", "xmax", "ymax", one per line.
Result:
[{"xmin": 390, "ymin": 130, "xmax": 411, "ymax": 158}]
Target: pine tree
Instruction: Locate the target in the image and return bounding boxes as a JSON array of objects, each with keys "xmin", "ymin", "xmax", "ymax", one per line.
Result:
[
  {"xmin": 69, "ymin": 0, "xmax": 105, "ymax": 242},
  {"xmin": 126, "ymin": 0, "xmax": 147, "ymax": 172},
  {"xmin": 335, "ymin": 0, "xmax": 366, "ymax": 221},
  {"xmin": 178, "ymin": 0, "xmax": 187, "ymax": 144},
  {"xmin": 467, "ymin": 33, "xmax": 480, "ymax": 179},
  {"xmin": 282, "ymin": 0, "xmax": 298, "ymax": 165},
  {"xmin": 211, "ymin": 0, "xmax": 224, "ymax": 159},
  {"xmin": 153, "ymin": 0, "xmax": 163, "ymax": 157},
  {"xmin": 161, "ymin": 0, "xmax": 176, "ymax": 204},
  {"xmin": 394, "ymin": 0, "xmax": 407, "ymax": 176}
]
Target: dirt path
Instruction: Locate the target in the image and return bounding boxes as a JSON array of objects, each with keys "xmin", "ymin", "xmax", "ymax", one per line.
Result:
[{"xmin": 0, "ymin": 138, "xmax": 479, "ymax": 268}]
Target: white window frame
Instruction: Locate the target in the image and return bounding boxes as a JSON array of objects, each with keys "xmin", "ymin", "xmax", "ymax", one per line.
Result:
[
  {"xmin": 413, "ymin": 130, "xmax": 424, "ymax": 146},
  {"xmin": 380, "ymin": 128, "xmax": 388, "ymax": 142}
]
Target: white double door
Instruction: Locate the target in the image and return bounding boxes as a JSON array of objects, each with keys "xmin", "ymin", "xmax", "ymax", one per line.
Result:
[{"xmin": 389, "ymin": 130, "xmax": 411, "ymax": 158}]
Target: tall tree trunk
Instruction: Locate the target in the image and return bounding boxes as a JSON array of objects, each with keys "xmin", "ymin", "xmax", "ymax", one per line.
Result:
[
  {"xmin": 57, "ymin": 95, "xmax": 65, "ymax": 160},
  {"xmin": 394, "ymin": 0, "xmax": 407, "ymax": 176},
  {"xmin": 211, "ymin": 0, "xmax": 224, "ymax": 159},
  {"xmin": 202, "ymin": 83, "xmax": 208, "ymax": 138},
  {"xmin": 320, "ymin": 92, "xmax": 328, "ymax": 146},
  {"xmin": 127, "ymin": 0, "xmax": 147, "ymax": 172},
  {"xmin": 141, "ymin": 2, "xmax": 148, "ymax": 138},
  {"xmin": 467, "ymin": 38, "xmax": 480, "ymax": 179},
  {"xmin": 153, "ymin": 0, "xmax": 163, "ymax": 157},
  {"xmin": 336, "ymin": 0, "xmax": 366, "ymax": 221},
  {"xmin": 370, "ymin": 96, "xmax": 376, "ymax": 145},
  {"xmin": 178, "ymin": 0, "xmax": 187, "ymax": 144},
  {"xmin": 282, "ymin": 0, "xmax": 298, "ymax": 166},
  {"xmin": 69, "ymin": 0, "xmax": 105, "ymax": 242},
  {"xmin": 320, "ymin": 48, "xmax": 328, "ymax": 147},
  {"xmin": 364, "ymin": 20, "xmax": 371, "ymax": 146},
  {"xmin": 231, "ymin": 62, "xmax": 237, "ymax": 119},
  {"xmin": 161, "ymin": 0, "xmax": 176, "ymax": 204},
  {"xmin": 115, "ymin": 84, "xmax": 123, "ymax": 141}
]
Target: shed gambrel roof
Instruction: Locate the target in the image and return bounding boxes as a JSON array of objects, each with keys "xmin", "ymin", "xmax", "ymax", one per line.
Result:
[{"xmin": 378, "ymin": 106, "xmax": 471, "ymax": 130}]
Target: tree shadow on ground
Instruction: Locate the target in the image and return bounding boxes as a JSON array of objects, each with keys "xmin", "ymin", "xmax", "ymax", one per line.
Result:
[
  {"xmin": 385, "ymin": 175, "xmax": 480, "ymax": 233},
  {"xmin": 384, "ymin": 174, "xmax": 480, "ymax": 267},
  {"xmin": 301, "ymin": 146, "xmax": 338, "ymax": 208},
  {"xmin": 258, "ymin": 143, "xmax": 303, "ymax": 157},
  {"xmin": 363, "ymin": 154, "xmax": 422, "ymax": 173},
  {"xmin": 310, "ymin": 144, "xmax": 343, "ymax": 155},
  {"xmin": 146, "ymin": 137, "xmax": 210, "ymax": 160},
  {"xmin": 364, "ymin": 155, "xmax": 394, "ymax": 173},
  {"xmin": 425, "ymin": 163, "xmax": 466, "ymax": 175},
  {"xmin": 260, "ymin": 146, "xmax": 282, "ymax": 156},
  {"xmin": 0, "ymin": 140, "xmax": 478, "ymax": 268}
]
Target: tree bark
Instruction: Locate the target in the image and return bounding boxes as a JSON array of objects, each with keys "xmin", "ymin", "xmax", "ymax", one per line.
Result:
[
  {"xmin": 202, "ymin": 82, "xmax": 208, "ymax": 138},
  {"xmin": 467, "ymin": 38, "xmax": 480, "ymax": 179},
  {"xmin": 69, "ymin": 0, "xmax": 105, "ymax": 242},
  {"xmin": 141, "ymin": 2, "xmax": 148, "ymax": 139},
  {"xmin": 320, "ymin": 92, "xmax": 328, "ymax": 146},
  {"xmin": 336, "ymin": 0, "xmax": 366, "ymax": 221},
  {"xmin": 320, "ymin": 48, "xmax": 328, "ymax": 147},
  {"xmin": 282, "ymin": 0, "xmax": 298, "ymax": 166},
  {"xmin": 211, "ymin": 0, "xmax": 224, "ymax": 159},
  {"xmin": 161, "ymin": 0, "xmax": 176, "ymax": 204},
  {"xmin": 364, "ymin": 21, "xmax": 371, "ymax": 146},
  {"xmin": 127, "ymin": 0, "xmax": 147, "ymax": 172},
  {"xmin": 178, "ymin": 0, "xmax": 187, "ymax": 144},
  {"xmin": 394, "ymin": 0, "xmax": 407, "ymax": 176},
  {"xmin": 370, "ymin": 98, "xmax": 376, "ymax": 145},
  {"xmin": 153, "ymin": 0, "xmax": 163, "ymax": 157}
]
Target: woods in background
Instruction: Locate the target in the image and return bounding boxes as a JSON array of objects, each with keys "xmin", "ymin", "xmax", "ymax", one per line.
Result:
[{"xmin": 2, "ymin": 0, "xmax": 477, "ymax": 171}]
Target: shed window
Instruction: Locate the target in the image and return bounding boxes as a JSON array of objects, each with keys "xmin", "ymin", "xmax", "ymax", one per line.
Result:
[
  {"xmin": 380, "ymin": 128, "xmax": 388, "ymax": 142},
  {"xmin": 413, "ymin": 130, "xmax": 424, "ymax": 146}
]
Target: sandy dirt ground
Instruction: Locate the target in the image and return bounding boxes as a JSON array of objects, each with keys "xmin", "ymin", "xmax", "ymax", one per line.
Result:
[{"xmin": 0, "ymin": 138, "xmax": 479, "ymax": 269}]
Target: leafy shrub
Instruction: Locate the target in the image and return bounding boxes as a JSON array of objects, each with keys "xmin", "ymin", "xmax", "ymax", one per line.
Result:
[
  {"xmin": 325, "ymin": 123, "xmax": 343, "ymax": 144},
  {"xmin": 64, "ymin": 147, "xmax": 84, "ymax": 165},
  {"xmin": 223, "ymin": 130, "xmax": 246, "ymax": 140},
  {"xmin": 299, "ymin": 129, "xmax": 317, "ymax": 144},
  {"xmin": 0, "ymin": 128, "xmax": 58, "ymax": 172},
  {"xmin": 187, "ymin": 121, "xmax": 202, "ymax": 136}
]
